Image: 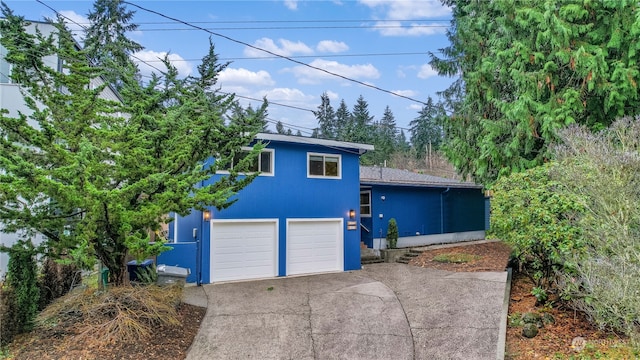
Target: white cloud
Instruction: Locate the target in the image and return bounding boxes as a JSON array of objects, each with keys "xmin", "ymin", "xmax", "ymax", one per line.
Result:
[
  {"xmin": 391, "ymin": 89, "xmax": 418, "ymax": 97},
  {"xmin": 375, "ymin": 21, "xmax": 447, "ymax": 37},
  {"xmin": 418, "ymin": 64, "xmax": 438, "ymax": 79},
  {"xmin": 285, "ymin": 59, "xmax": 380, "ymax": 84},
  {"xmin": 260, "ymin": 87, "xmax": 315, "ymax": 104},
  {"xmin": 218, "ymin": 67, "xmax": 275, "ymax": 87},
  {"xmin": 316, "ymin": 40, "xmax": 349, "ymax": 53},
  {"xmin": 358, "ymin": 0, "xmax": 450, "ymax": 37},
  {"xmin": 359, "ymin": 0, "xmax": 450, "ymax": 18},
  {"xmin": 325, "ymin": 90, "xmax": 340, "ymax": 101},
  {"xmin": 132, "ymin": 50, "xmax": 193, "ymax": 78},
  {"xmin": 409, "ymin": 103, "xmax": 423, "ymax": 111},
  {"xmin": 244, "ymin": 38, "xmax": 314, "ymax": 58},
  {"xmin": 284, "ymin": 0, "xmax": 298, "ymax": 10}
]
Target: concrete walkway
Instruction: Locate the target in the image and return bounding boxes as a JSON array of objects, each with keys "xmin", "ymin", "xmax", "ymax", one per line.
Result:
[{"xmin": 183, "ymin": 263, "xmax": 508, "ymax": 360}]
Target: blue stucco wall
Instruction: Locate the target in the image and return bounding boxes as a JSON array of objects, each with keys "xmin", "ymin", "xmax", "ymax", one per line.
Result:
[
  {"xmin": 164, "ymin": 140, "xmax": 362, "ymax": 283},
  {"xmin": 362, "ymin": 184, "xmax": 485, "ymax": 245},
  {"xmin": 156, "ymin": 242, "xmax": 198, "ymax": 283}
]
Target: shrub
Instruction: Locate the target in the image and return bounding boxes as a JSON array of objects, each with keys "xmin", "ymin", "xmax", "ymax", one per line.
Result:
[
  {"xmin": 386, "ymin": 218, "xmax": 398, "ymax": 249},
  {"xmin": 554, "ymin": 118, "xmax": 640, "ymax": 341},
  {"xmin": 1, "ymin": 240, "xmax": 40, "ymax": 344},
  {"xmin": 490, "ymin": 163, "xmax": 585, "ymax": 303},
  {"xmin": 38, "ymin": 257, "xmax": 81, "ymax": 310}
]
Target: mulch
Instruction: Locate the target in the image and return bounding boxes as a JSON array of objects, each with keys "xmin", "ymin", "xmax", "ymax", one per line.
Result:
[
  {"xmin": 7, "ymin": 303, "xmax": 206, "ymax": 360},
  {"xmin": 408, "ymin": 240, "xmax": 512, "ymax": 272}
]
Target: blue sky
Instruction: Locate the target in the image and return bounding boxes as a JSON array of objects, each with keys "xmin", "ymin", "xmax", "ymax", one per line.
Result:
[{"xmin": 5, "ymin": 0, "xmax": 454, "ymax": 135}]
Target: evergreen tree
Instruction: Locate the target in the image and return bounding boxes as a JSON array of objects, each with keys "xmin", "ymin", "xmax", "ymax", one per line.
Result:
[
  {"xmin": 334, "ymin": 99, "xmax": 352, "ymax": 141},
  {"xmin": 313, "ymin": 92, "xmax": 336, "ymax": 139},
  {"xmin": 0, "ymin": 6, "xmax": 264, "ymax": 285},
  {"xmin": 295, "ymin": 130, "xmax": 302, "ymax": 136},
  {"xmin": 430, "ymin": 0, "xmax": 640, "ymax": 184},
  {"xmin": 396, "ymin": 130, "xmax": 410, "ymax": 153},
  {"xmin": 84, "ymin": 0, "xmax": 142, "ymax": 89},
  {"xmin": 367, "ymin": 106, "xmax": 397, "ymax": 165},
  {"xmin": 227, "ymin": 100, "xmax": 269, "ymax": 133},
  {"xmin": 275, "ymin": 120, "xmax": 286, "ymax": 134},
  {"xmin": 350, "ymin": 95, "xmax": 374, "ymax": 144},
  {"xmin": 409, "ymin": 97, "xmax": 444, "ymax": 159}
]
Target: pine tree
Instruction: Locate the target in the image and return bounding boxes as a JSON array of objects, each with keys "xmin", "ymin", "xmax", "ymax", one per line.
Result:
[
  {"xmin": 350, "ymin": 95, "xmax": 374, "ymax": 144},
  {"xmin": 227, "ymin": 100, "xmax": 269, "ymax": 133},
  {"xmin": 275, "ymin": 121, "xmax": 286, "ymax": 134},
  {"xmin": 313, "ymin": 92, "xmax": 336, "ymax": 139},
  {"xmin": 334, "ymin": 99, "xmax": 351, "ymax": 141},
  {"xmin": 409, "ymin": 97, "xmax": 444, "ymax": 159},
  {"xmin": 430, "ymin": 0, "xmax": 640, "ymax": 184}
]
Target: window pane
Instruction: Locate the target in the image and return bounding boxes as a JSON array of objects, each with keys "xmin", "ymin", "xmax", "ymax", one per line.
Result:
[
  {"xmin": 260, "ymin": 151, "xmax": 271, "ymax": 173},
  {"xmin": 309, "ymin": 155, "xmax": 324, "ymax": 175},
  {"xmin": 325, "ymin": 156, "xmax": 339, "ymax": 176},
  {"xmin": 360, "ymin": 193, "xmax": 370, "ymax": 205},
  {"xmin": 247, "ymin": 151, "xmax": 259, "ymax": 172},
  {"xmin": 360, "ymin": 205, "xmax": 370, "ymax": 215}
]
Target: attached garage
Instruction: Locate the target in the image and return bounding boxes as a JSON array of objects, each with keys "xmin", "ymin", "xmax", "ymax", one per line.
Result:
[
  {"xmin": 286, "ymin": 219, "xmax": 344, "ymax": 276},
  {"xmin": 210, "ymin": 219, "xmax": 278, "ymax": 282}
]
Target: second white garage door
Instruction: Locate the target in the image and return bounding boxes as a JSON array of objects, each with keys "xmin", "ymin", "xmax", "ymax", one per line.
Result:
[
  {"xmin": 286, "ymin": 219, "xmax": 343, "ymax": 276},
  {"xmin": 210, "ymin": 220, "xmax": 278, "ymax": 282}
]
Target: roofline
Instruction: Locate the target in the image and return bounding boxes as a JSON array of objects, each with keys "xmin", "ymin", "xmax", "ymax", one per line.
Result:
[
  {"xmin": 256, "ymin": 133, "xmax": 374, "ymax": 154},
  {"xmin": 360, "ymin": 180, "xmax": 483, "ymax": 189}
]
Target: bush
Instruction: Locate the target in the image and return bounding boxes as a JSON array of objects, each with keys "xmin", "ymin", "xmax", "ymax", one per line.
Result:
[
  {"xmin": 554, "ymin": 117, "xmax": 640, "ymax": 341},
  {"xmin": 1, "ymin": 240, "xmax": 40, "ymax": 344},
  {"xmin": 38, "ymin": 257, "xmax": 81, "ymax": 310},
  {"xmin": 490, "ymin": 163, "xmax": 585, "ymax": 303},
  {"xmin": 386, "ymin": 218, "xmax": 398, "ymax": 249}
]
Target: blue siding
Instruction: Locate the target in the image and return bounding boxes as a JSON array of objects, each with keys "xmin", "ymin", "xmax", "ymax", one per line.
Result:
[
  {"xmin": 362, "ymin": 184, "xmax": 485, "ymax": 243},
  {"xmin": 157, "ymin": 242, "xmax": 198, "ymax": 283},
  {"xmin": 167, "ymin": 140, "xmax": 362, "ymax": 283}
]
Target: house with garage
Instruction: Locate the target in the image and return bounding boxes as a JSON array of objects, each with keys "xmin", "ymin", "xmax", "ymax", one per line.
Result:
[
  {"xmin": 359, "ymin": 166, "xmax": 487, "ymax": 250},
  {"xmin": 158, "ymin": 133, "xmax": 374, "ymax": 284}
]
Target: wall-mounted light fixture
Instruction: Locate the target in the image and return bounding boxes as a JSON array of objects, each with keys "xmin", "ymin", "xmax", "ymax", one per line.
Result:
[
  {"xmin": 349, "ymin": 209, "xmax": 356, "ymax": 219},
  {"xmin": 203, "ymin": 210, "xmax": 211, "ymax": 221}
]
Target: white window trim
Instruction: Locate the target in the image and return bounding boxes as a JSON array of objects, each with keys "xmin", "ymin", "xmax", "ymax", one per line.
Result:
[
  {"xmin": 307, "ymin": 152, "xmax": 342, "ymax": 179},
  {"xmin": 360, "ymin": 190, "xmax": 372, "ymax": 218},
  {"xmin": 217, "ymin": 147, "xmax": 275, "ymax": 177}
]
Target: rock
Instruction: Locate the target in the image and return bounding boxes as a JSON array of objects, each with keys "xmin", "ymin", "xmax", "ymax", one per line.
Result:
[
  {"xmin": 521, "ymin": 312, "xmax": 543, "ymax": 327},
  {"xmin": 542, "ymin": 312, "xmax": 555, "ymax": 325},
  {"xmin": 522, "ymin": 323, "xmax": 539, "ymax": 338}
]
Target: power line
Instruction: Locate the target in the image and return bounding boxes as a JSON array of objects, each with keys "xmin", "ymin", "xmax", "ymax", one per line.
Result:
[
  {"xmin": 62, "ymin": 18, "xmax": 452, "ymax": 26},
  {"xmin": 122, "ymin": 1, "xmax": 431, "ymax": 107},
  {"xmin": 130, "ymin": 51, "xmax": 433, "ymax": 63},
  {"xmin": 134, "ymin": 24, "xmax": 450, "ymax": 32}
]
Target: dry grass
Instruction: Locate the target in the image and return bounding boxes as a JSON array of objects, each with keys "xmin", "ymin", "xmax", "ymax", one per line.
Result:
[
  {"xmin": 432, "ymin": 253, "xmax": 481, "ymax": 264},
  {"xmin": 37, "ymin": 284, "xmax": 182, "ymax": 344}
]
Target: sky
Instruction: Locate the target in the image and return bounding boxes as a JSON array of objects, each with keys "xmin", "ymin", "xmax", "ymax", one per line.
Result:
[{"xmin": 4, "ymin": 0, "xmax": 454, "ymax": 136}]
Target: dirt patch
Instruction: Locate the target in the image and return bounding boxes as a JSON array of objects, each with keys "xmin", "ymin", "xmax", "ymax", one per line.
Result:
[
  {"xmin": 409, "ymin": 240, "xmax": 512, "ymax": 272},
  {"xmin": 7, "ymin": 303, "xmax": 205, "ymax": 360}
]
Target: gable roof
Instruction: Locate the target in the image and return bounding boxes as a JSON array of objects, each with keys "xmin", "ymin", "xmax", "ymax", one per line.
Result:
[
  {"xmin": 256, "ymin": 133, "xmax": 374, "ymax": 154},
  {"xmin": 360, "ymin": 166, "xmax": 482, "ymax": 189}
]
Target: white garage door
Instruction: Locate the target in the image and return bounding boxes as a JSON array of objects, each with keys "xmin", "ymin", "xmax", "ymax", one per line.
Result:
[
  {"xmin": 210, "ymin": 220, "xmax": 278, "ymax": 282},
  {"xmin": 287, "ymin": 219, "xmax": 343, "ymax": 276}
]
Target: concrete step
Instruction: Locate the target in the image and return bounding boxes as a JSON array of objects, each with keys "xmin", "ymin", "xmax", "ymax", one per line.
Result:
[
  {"xmin": 396, "ymin": 258, "xmax": 410, "ymax": 264},
  {"xmin": 361, "ymin": 258, "xmax": 385, "ymax": 265}
]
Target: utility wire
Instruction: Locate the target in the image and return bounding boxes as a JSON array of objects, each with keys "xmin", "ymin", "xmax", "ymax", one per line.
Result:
[{"xmin": 122, "ymin": 1, "xmax": 431, "ymax": 107}]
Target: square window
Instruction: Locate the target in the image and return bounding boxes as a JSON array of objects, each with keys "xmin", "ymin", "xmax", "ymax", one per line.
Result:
[
  {"xmin": 218, "ymin": 148, "xmax": 273, "ymax": 176},
  {"xmin": 360, "ymin": 191, "xmax": 371, "ymax": 217},
  {"xmin": 308, "ymin": 153, "xmax": 341, "ymax": 178}
]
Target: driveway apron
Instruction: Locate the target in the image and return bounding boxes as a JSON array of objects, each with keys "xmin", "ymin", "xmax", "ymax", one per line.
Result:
[{"xmin": 185, "ymin": 263, "xmax": 507, "ymax": 360}]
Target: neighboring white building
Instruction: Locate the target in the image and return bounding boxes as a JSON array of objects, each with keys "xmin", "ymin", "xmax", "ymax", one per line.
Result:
[{"xmin": 0, "ymin": 20, "xmax": 121, "ymax": 278}]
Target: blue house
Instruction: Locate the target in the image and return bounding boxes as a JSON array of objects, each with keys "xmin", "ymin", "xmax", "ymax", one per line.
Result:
[
  {"xmin": 359, "ymin": 166, "xmax": 487, "ymax": 249},
  {"xmin": 158, "ymin": 134, "xmax": 487, "ymax": 284},
  {"xmin": 159, "ymin": 133, "xmax": 374, "ymax": 284}
]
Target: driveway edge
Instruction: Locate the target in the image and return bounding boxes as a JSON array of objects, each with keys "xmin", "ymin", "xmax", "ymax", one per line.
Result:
[{"xmin": 497, "ymin": 268, "xmax": 512, "ymax": 360}]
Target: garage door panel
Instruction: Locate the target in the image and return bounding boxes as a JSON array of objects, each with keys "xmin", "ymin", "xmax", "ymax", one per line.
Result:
[
  {"xmin": 211, "ymin": 220, "xmax": 277, "ymax": 282},
  {"xmin": 287, "ymin": 219, "xmax": 343, "ymax": 276}
]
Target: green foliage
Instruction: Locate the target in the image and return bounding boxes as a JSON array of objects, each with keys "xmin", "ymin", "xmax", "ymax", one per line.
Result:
[
  {"xmin": 554, "ymin": 117, "xmax": 640, "ymax": 342},
  {"xmin": 431, "ymin": 0, "xmax": 640, "ymax": 184},
  {"xmin": 313, "ymin": 92, "xmax": 337, "ymax": 139},
  {"xmin": 409, "ymin": 96, "xmax": 445, "ymax": 158},
  {"xmin": 3, "ymin": 240, "xmax": 40, "ymax": 338},
  {"xmin": 490, "ymin": 163, "xmax": 585, "ymax": 299},
  {"xmin": 38, "ymin": 257, "xmax": 81, "ymax": 310},
  {"xmin": 386, "ymin": 218, "xmax": 398, "ymax": 249},
  {"xmin": 0, "ymin": 5, "xmax": 264, "ymax": 285},
  {"xmin": 432, "ymin": 253, "xmax": 480, "ymax": 264}
]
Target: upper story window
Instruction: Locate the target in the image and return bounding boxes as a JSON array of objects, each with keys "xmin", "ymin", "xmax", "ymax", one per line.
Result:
[
  {"xmin": 360, "ymin": 191, "xmax": 371, "ymax": 217},
  {"xmin": 308, "ymin": 153, "xmax": 341, "ymax": 179},
  {"xmin": 219, "ymin": 147, "xmax": 274, "ymax": 176},
  {"xmin": 0, "ymin": 44, "xmax": 13, "ymax": 84}
]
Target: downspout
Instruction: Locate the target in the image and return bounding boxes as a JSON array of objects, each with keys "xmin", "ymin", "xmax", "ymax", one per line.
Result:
[{"xmin": 440, "ymin": 187, "xmax": 450, "ymax": 234}]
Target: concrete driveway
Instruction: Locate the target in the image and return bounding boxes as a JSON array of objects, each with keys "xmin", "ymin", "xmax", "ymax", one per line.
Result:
[{"xmin": 184, "ymin": 263, "xmax": 508, "ymax": 360}]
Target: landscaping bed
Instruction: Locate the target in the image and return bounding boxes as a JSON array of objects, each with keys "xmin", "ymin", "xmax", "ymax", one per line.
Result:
[{"xmin": 408, "ymin": 240, "xmax": 637, "ymax": 359}]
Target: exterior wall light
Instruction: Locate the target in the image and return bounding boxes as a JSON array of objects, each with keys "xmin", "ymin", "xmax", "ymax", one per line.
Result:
[
  {"xmin": 203, "ymin": 210, "xmax": 211, "ymax": 221},
  {"xmin": 349, "ymin": 209, "xmax": 356, "ymax": 219}
]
